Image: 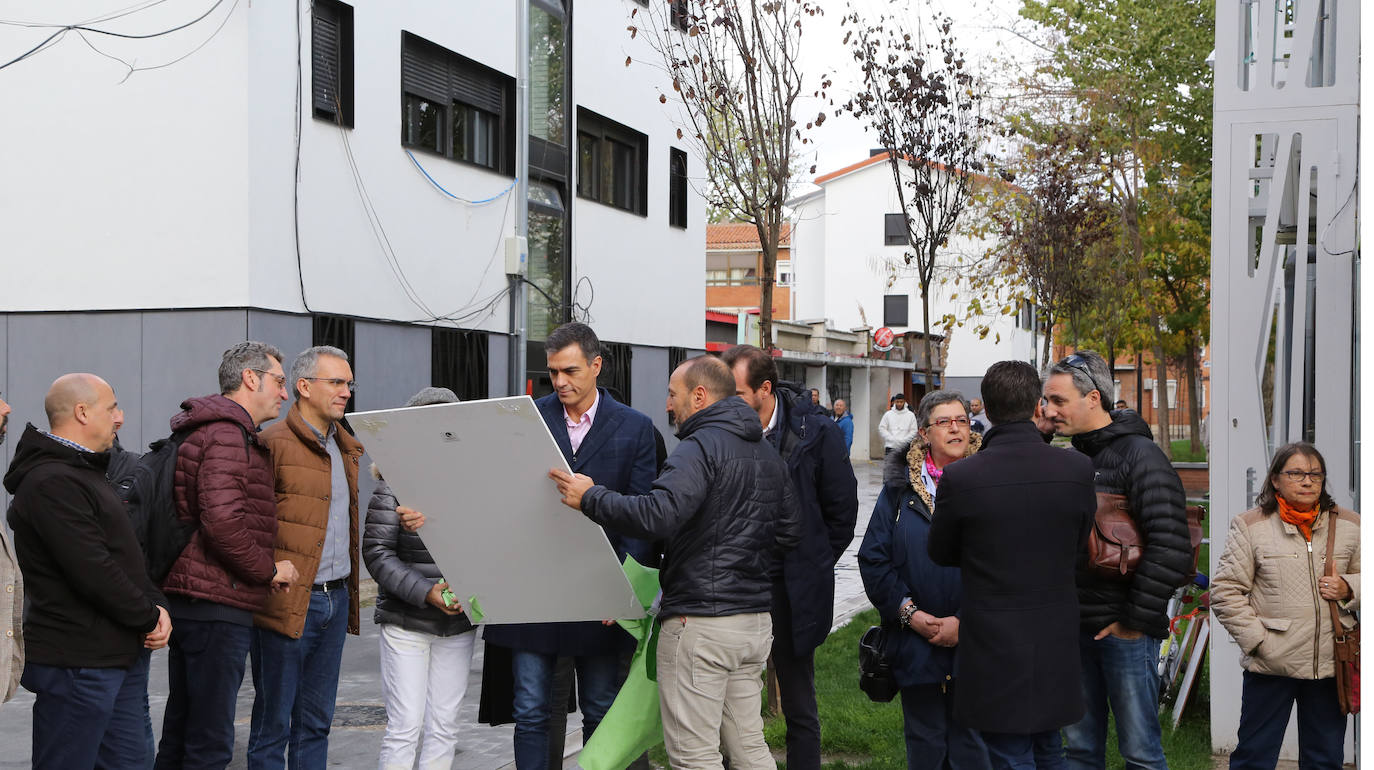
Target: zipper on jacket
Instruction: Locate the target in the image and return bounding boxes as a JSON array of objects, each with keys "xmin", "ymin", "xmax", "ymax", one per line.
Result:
[{"xmin": 1306, "ymin": 538, "xmax": 1321, "ymax": 679}]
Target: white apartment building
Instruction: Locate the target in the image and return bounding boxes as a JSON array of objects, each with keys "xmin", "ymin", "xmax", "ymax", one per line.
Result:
[
  {"xmin": 789, "ymin": 152, "xmax": 1047, "ymax": 401},
  {"xmin": 0, "ymin": 0, "xmax": 703, "ymax": 456}
]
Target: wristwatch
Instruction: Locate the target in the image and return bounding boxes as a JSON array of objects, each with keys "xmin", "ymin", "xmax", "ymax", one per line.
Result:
[{"xmin": 899, "ymin": 601, "xmax": 919, "ymax": 628}]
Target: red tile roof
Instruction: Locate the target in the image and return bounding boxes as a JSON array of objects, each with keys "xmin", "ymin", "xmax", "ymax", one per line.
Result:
[
  {"xmin": 706, "ymin": 222, "xmax": 792, "ymax": 250},
  {"xmin": 813, "ymin": 151, "xmax": 1010, "ymax": 189}
]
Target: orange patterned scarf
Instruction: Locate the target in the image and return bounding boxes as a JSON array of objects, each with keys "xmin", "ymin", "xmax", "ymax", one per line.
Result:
[{"xmin": 1277, "ymin": 496, "xmax": 1320, "ymax": 541}]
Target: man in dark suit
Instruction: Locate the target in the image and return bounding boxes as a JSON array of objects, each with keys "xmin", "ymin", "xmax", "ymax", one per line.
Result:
[
  {"xmin": 928, "ymin": 361, "xmax": 1096, "ymax": 768},
  {"xmin": 722, "ymin": 345, "xmax": 857, "ymax": 770},
  {"xmin": 482, "ymin": 322, "xmax": 658, "ymax": 770}
]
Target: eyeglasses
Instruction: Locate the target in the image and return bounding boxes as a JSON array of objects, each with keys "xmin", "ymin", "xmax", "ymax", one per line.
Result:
[
  {"xmin": 302, "ymin": 377, "xmax": 357, "ymax": 392},
  {"xmin": 251, "ymin": 369, "xmax": 288, "ymax": 387},
  {"xmin": 1280, "ymin": 470, "xmax": 1325, "ymax": 482},
  {"xmin": 930, "ymin": 416, "xmax": 970, "ymax": 429},
  {"xmin": 1059, "ymin": 354, "xmax": 1108, "ymax": 401}
]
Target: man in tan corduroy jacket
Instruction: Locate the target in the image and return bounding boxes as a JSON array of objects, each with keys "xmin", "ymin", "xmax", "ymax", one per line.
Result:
[{"xmin": 247, "ymin": 346, "xmax": 365, "ymax": 769}]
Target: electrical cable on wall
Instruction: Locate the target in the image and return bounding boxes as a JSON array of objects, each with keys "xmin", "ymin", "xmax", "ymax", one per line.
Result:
[
  {"xmin": 405, "ymin": 150, "xmax": 517, "ymax": 206},
  {"xmin": 0, "ymin": 0, "xmax": 229, "ymax": 71}
]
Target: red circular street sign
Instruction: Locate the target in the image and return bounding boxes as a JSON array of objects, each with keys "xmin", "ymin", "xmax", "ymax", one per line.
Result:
[{"xmin": 874, "ymin": 327, "xmax": 895, "ymax": 351}]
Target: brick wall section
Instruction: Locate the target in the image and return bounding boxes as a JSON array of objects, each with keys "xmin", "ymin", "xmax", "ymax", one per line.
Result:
[{"xmin": 1174, "ymin": 464, "xmax": 1209, "ymax": 499}]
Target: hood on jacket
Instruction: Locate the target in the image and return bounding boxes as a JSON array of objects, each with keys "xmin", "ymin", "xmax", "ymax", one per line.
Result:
[
  {"xmin": 1071, "ymin": 409, "xmax": 1153, "ymax": 457},
  {"xmin": 677, "ymin": 396, "xmax": 764, "ymax": 443},
  {"xmin": 4, "ymin": 423, "xmax": 110, "ymax": 494},
  {"xmin": 170, "ymin": 394, "xmax": 259, "ymax": 436},
  {"xmin": 773, "ymin": 383, "xmax": 827, "ymax": 440}
]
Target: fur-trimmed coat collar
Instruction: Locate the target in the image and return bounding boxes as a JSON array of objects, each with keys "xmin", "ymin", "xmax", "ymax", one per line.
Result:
[{"xmin": 882, "ymin": 431, "xmax": 984, "ymax": 513}]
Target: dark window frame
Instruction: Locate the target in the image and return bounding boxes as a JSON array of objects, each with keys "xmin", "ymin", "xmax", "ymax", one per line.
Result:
[
  {"xmin": 883, "ymin": 295, "xmax": 909, "ymax": 327},
  {"xmin": 311, "ymin": 314, "xmax": 357, "ymax": 412},
  {"xmin": 668, "ymin": 147, "xmax": 688, "ymax": 229},
  {"xmin": 400, "ymin": 31, "xmax": 516, "ymax": 176},
  {"xmin": 311, "ymin": 0, "xmax": 354, "ymax": 128},
  {"xmin": 670, "ymin": 0, "xmax": 691, "ymax": 32},
  {"xmin": 575, "ymin": 107, "xmax": 648, "ymax": 216},
  {"xmin": 598, "ymin": 341, "xmax": 633, "ymax": 405},
  {"xmin": 431, "ymin": 328, "xmax": 489, "ymax": 401},
  {"xmin": 884, "ymin": 213, "xmax": 908, "ymax": 246}
]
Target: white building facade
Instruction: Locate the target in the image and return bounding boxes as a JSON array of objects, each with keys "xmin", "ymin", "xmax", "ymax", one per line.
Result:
[
  {"xmin": 0, "ymin": 0, "xmax": 703, "ymax": 455},
  {"xmin": 789, "ymin": 153, "xmax": 1047, "ymax": 400}
]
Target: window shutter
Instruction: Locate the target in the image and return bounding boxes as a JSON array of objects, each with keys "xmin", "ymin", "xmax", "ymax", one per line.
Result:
[
  {"xmin": 312, "ymin": 8, "xmax": 340, "ymax": 117},
  {"xmin": 401, "ymin": 36, "xmax": 449, "ymax": 102},
  {"xmin": 452, "ymin": 68, "xmax": 504, "ymax": 114}
]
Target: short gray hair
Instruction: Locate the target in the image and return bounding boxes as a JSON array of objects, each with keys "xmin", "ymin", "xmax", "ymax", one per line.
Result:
[
  {"xmin": 916, "ymin": 390, "xmax": 970, "ymax": 429},
  {"xmin": 290, "ymin": 345, "xmax": 349, "ymax": 397},
  {"xmin": 1048, "ymin": 350, "xmax": 1112, "ymax": 405},
  {"xmin": 219, "ymin": 341, "xmax": 285, "ymax": 395},
  {"xmin": 404, "ymin": 387, "xmax": 459, "ymax": 407}
]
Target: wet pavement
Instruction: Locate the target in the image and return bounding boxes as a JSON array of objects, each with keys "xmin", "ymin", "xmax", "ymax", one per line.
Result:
[{"xmin": 0, "ymin": 460, "xmax": 886, "ymax": 769}]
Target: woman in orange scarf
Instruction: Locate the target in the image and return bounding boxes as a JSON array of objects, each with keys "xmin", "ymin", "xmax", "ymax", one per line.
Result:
[{"xmin": 1213, "ymin": 442, "xmax": 1360, "ymax": 769}]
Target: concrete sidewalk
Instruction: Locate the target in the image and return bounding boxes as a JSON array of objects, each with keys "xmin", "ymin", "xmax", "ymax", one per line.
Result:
[{"xmin": 0, "ymin": 461, "xmax": 886, "ymax": 769}]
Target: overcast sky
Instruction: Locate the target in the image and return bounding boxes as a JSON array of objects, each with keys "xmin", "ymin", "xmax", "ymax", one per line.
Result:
[{"xmin": 793, "ymin": 0, "xmax": 1038, "ymax": 185}]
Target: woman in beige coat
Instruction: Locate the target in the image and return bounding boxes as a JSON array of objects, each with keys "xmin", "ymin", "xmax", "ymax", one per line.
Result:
[{"xmin": 1213, "ymin": 442, "xmax": 1359, "ymax": 769}]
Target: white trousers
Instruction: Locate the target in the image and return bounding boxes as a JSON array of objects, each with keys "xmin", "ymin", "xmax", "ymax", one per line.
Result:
[{"xmin": 377, "ymin": 624, "xmax": 476, "ymax": 770}]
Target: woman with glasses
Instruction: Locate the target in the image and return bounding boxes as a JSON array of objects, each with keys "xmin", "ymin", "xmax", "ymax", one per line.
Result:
[
  {"xmin": 1213, "ymin": 442, "xmax": 1359, "ymax": 769},
  {"xmin": 859, "ymin": 390, "xmax": 989, "ymax": 769}
]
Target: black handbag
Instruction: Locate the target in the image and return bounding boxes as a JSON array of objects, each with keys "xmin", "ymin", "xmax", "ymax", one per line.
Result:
[{"xmin": 858, "ymin": 624, "xmax": 899, "ymax": 702}]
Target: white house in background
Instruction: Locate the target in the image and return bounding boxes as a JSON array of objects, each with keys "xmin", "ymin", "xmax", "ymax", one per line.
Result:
[
  {"xmin": 789, "ymin": 151, "xmax": 1046, "ymax": 399},
  {"xmin": 0, "ymin": 0, "xmax": 701, "ymax": 458}
]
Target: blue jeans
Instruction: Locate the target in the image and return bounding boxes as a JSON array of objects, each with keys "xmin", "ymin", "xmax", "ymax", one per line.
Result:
[
  {"xmin": 155, "ymin": 618, "xmax": 252, "ymax": 769},
  {"xmin": 1230, "ymin": 671, "xmax": 1346, "ymax": 769},
  {"xmin": 247, "ymin": 587, "xmax": 349, "ymax": 770},
  {"xmin": 511, "ymin": 650, "xmax": 621, "ymax": 770},
  {"xmin": 982, "ymin": 730, "xmax": 1065, "ymax": 770},
  {"xmin": 23, "ymin": 655, "xmax": 152, "ymax": 769},
  {"xmin": 1063, "ymin": 632, "xmax": 1166, "ymax": 770},
  {"xmin": 899, "ymin": 682, "xmax": 990, "ymax": 769}
]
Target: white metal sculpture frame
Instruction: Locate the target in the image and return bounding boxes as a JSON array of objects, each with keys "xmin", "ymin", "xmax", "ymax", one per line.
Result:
[{"xmin": 1210, "ymin": 0, "xmax": 1358, "ymax": 760}]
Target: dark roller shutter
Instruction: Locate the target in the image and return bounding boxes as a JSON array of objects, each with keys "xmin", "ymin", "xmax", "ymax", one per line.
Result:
[
  {"xmin": 401, "ymin": 33, "xmax": 449, "ymax": 103},
  {"xmin": 312, "ymin": 6, "xmax": 340, "ymax": 118},
  {"xmin": 452, "ymin": 68, "xmax": 504, "ymax": 114}
]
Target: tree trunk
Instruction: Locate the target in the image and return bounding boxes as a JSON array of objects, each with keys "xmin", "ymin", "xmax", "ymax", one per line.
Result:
[
  {"xmin": 1135, "ymin": 350, "xmax": 1144, "ymax": 413},
  {"xmin": 1151, "ymin": 330, "xmax": 1173, "ymax": 459},
  {"xmin": 1040, "ymin": 309, "xmax": 1054, "ymax": 371},
  {"xmin": 920, "ymin": 279, "xmax": 934, "ymax": 395},
  {"xmin": 758, "ymin": 224, "xmax": 778, "ymax": 351},
  {"xmin": 1183, "ymin": 336, "xmax": 1203, "ymax": 457}
]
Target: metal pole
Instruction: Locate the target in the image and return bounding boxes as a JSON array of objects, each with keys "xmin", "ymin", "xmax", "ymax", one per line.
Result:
[{"xmin": 508, "ymin": 0, "xmax": 530, "ymax": 396}]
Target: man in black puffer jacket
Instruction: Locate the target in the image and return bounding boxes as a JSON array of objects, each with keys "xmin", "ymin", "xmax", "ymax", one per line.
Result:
[
  {"xmin": 551, "ymin": 355, "xmax": 800, "ymax": 770},
  {"xmin": 1041, "ymin": 351, "xmax": 1190, "ymax": 770}
]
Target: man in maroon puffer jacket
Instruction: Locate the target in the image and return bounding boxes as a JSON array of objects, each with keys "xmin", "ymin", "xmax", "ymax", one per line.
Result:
[{"xmin": 153, "ymin": 341, "xmax": 300, "ymax": 770}]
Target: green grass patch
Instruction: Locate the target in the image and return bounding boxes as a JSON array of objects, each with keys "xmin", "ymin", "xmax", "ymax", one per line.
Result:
[
  {"xmin": 1171, "ymin": 440, "xmax": 1208, "ymax": 463},
  {"xmin": 755, "ymin": 609, "xmax": 1213, "ymax": 769}
]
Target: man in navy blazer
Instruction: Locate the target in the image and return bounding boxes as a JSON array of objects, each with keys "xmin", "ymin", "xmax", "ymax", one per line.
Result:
[{"xmin": 482, "ymin": 322, "xmax": 658, "ymax": 770}]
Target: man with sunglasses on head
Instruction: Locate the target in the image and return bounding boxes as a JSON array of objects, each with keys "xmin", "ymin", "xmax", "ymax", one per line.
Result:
[
  {"xmin": 248, "ymin": 346, "xmax": 369, "ymax": 769},
  {"xmin": 154, "ymin": 341, "xmax": 299, "ymax": 769},
  {"xmin": 1040, "ymin": 350, "xmax": 1191, "ymax": 770}
]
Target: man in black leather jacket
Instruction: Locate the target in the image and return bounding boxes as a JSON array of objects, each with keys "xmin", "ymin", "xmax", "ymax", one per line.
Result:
[
  {"xmin": 1041, "ymin": 350, "xmax": 1191, "ymax": 770},
  {"xmin": 551, "ymin": 355, "xmax": 800, "ymax": 770}
]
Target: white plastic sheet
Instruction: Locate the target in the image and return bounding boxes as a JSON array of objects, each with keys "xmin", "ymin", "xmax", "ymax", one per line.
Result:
[{"xmin": 350, "ymin": 396, "xmax": 644, "ymax": 624}]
